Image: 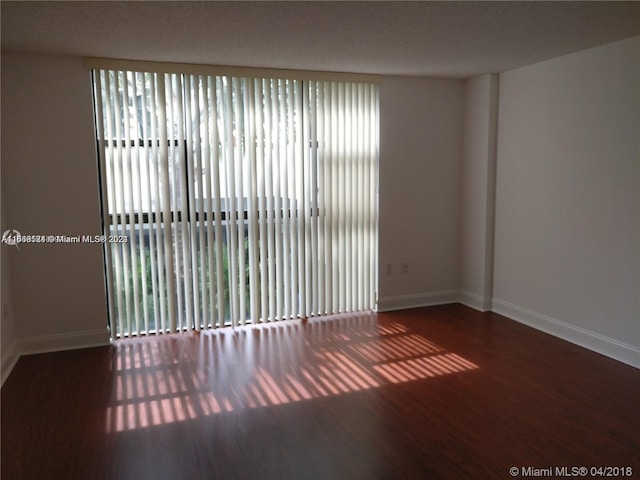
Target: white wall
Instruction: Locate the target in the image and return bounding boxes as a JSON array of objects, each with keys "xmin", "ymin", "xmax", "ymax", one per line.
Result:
[
  {"xmin": 493, "ymin": 36, "xmax": 640, "ymax": 367},
  {"xmin": 1, "ymin": 53, "xmax": 110, "ymax": 355},
  {"xmin": 378, "ymin": 76, "xmax": 463, "ymax": 310},
  {"xmin": 459, "ymin": 74, "xmax": 498, "ymax": 311}
]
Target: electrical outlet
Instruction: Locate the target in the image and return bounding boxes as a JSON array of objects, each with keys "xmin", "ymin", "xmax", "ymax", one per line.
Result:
[{"xmin": 401, "ymin": 262, "xmax": 408, "ymax": 274}]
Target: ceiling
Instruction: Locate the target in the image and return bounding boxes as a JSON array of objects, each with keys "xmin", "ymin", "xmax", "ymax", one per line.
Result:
[{"xmin": 2, "ymin": 1, "xmax": 639, "ymax": 78}]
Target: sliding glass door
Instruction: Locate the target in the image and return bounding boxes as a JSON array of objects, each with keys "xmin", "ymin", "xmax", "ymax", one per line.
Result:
[{"xmin": 92, "ymin": 68, "xmax": 378, "ymax": 338}]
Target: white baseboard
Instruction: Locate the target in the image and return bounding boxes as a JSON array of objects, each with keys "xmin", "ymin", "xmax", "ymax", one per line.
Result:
[
  {"xmin": 1, "ymin": 340, "xmax": 20, "ymax": 386},
  {"xmin": 492, "ymin": 298, "xmax": 640, "ymax": 369},
  {"xmin": 458, "ymin": 291, "xmax": 492, "ymax": 312},
  {"xmin": 18, "ymin": 328, "xmax": 111, "ymax": 356},
  {"xmin": 377, "ymin": 290, "xmax": 458, "ymax": 312}
]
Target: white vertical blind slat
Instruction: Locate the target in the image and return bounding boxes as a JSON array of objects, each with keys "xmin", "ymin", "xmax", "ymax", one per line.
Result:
[
  {"xmin": 363, "ymin": 83, "xmax": 371, "ymax": 309},
  {"xmin": 209, "ymin": 77, "xmax": 226, "ymax": 328},
  {"xmin": 336, "ymin": 81, "xmax": 345, "ymax": 314},
  {"xmin": 93, "ymin": 71, "xmax": 117, "ymax": 340},
  {"xmin": 165, "ymin": 75, "xmax": 180, "ymax": 332},
  {"xmin": 264, "ymin": 80, "xmax": 276, "ymax": 322},
  {"xmin": 324, "ymin": 82, "xmax": 334, "ymax": 315},
  {"xmin": 167, "ymin": 74, "xmax": 183, "ymax": 332},
  {"xmin": 232, "ymin": 77, "xmax": 247, "ymax": 326},
  {"xmin": 130, "ymin": 72, "xmax": 150, "ymax": 333},
  {"xmin": 114, "ymin": 71, "xmax": 133, "ymax": 336},
  {"xmin": 350, "ymin": 83, "xmax": 359, "ymax": 311},
  {"xmin": 344, "ymin": 83, "xmax": 353, "ymax": 312},
  {"xmin": 330, "ymin": 83, "xmax": 339, "ymax": 314},
  {"xmin": 244, "ymin": 79, "xmax": 260, "ymax": 324},
  {"xmin": 138, "ymin": 72, "xmax": 158, "ymax": 332},
  {"xmin": 303, "ymin": 82, "xmax": 314, "ymax": 318},
  {"xmin": 255, "ymin": 79, "xmax": 269, "ymax": 323},
  {"xmin": 315, "ymin": 82, "xmax": 326, "ymax": 315},
  {"xmin": 295, "ymin": 81, "xmax": 306, "ymax": 318},
  {"xmin": 373, "ymin": 85, "xmax": 380, "ymax": 308},
  {"xmin": 368, "ymin": 84, "xmax": 379, "ymax": 308},
  {"xmin": 157, "ymin": 74, "xmax": 177, "ymax": 333},
  {"xmin": 193, "ymin": 76, "xmax": 208, "ymax": 331},
  {"xmin": 220, "ymin": 78, "xmax": 235, "ymax": 326},
  {"xmin": 173, "ymin": 74, "xmax": 192, "ymax": 332},
  {"xmin": 273, "ymin": 79, "xmax": 284, "ymax": 320},
  {"xmin": 201, "ymin": 76, "xmax": 215, "ymax": 329},
  {"xmin": 284, "ymin": 80, "xmax": 294, "ymax": 318},
  {"xmin": 356, "ymin": 83, "xmax": 365, "ymax": 311},
  {"xmin": 149, "ymin": 73, "xmax": 168, "ymax": 333},
  {"xmin": 184, "ymin": 75, "xmax": 199, "ymax": 332}
]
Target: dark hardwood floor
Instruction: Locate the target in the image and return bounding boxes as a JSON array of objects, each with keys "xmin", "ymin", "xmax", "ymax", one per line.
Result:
[{"xmin": 2, "ymin": 304, "xmax": 639, "ymax": 479}]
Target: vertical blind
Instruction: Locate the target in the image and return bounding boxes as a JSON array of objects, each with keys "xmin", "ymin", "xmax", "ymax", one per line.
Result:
[{"xmin": 92, "ymin": 68, "xmax": 378, "ymax": 338}]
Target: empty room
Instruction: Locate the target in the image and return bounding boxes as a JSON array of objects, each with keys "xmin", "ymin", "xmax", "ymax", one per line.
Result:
[{"xmin": 1, "ymin": 2, "xmax": 639, "ymax": 479}]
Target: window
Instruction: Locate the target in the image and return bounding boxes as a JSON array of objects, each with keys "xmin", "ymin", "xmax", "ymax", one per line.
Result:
[{"xmin": 92, "ymin": 66, "xmax": 379, "ymax": 337}]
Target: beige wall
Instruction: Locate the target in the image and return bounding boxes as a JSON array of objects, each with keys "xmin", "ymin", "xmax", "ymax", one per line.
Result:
[
  {"xmin": 1, "ymin": 54, "xmax": 465, "ymax": 349},
  {"xmin": 1, "ymin": 191, "xmax": 18, "ymax": 383},
  {"xmin": 493, "ymin": 36, "xmax": 640, "ymax": 366},
  {"xmin": 459, "ymin": 74, "xmax": 498, "ymax": 311},
  {"xmin": 1, "ymin": 53, "xmax": 110, "ymax": 354},
  {"xmin": 378, "ymin": 76, "xmax": 464, "ymax": 310}
]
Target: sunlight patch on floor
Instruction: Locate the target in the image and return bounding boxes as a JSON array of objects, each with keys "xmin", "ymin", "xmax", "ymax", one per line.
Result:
[{"xmin": 106, "ymin": 314, "xmax": 478, "ymax": 432}]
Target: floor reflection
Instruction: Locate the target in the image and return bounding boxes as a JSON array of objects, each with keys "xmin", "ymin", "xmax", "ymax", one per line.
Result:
[{"xmin": 106, "ymin": 312, "xmax": 478, "ymax": 432}]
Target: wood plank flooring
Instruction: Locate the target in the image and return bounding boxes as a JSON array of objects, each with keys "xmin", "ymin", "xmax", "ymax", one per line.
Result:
[{"xmin": 2, "ymin": 304, "xmax": 639, "ymax": 479}]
